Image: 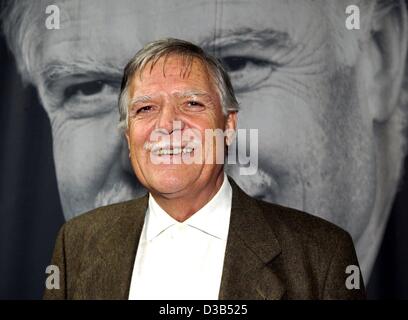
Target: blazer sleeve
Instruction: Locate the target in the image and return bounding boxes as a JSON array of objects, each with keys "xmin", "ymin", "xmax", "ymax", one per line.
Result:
[
  {"xmin": 43, "ymin": 224, "xmax": 67, "ymax": 300},
  {"xmin": 321, "ymin": 230, "xmax": 366, "ymax": 300}
]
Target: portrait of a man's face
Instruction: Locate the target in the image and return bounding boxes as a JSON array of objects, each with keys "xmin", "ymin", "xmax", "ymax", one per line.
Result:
[{"xmin": 1, "ymin": 0, "xmax": 407, "ymax": 286}]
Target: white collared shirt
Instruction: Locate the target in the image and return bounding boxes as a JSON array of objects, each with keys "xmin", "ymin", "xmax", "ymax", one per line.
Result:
[{"xmin": 128, "ymin": 174, "xmax": 232, "ymax": 300}]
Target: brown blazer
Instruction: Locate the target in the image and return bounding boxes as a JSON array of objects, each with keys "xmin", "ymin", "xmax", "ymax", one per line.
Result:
[{"xmin": 44, "ymin": 176, "xmax": 365, "ymax": 300}]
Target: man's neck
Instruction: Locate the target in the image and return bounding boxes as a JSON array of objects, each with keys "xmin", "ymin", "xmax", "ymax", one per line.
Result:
[{"xmin": 151, "ymin": 172, "xmax": 225, "ymax": 222}]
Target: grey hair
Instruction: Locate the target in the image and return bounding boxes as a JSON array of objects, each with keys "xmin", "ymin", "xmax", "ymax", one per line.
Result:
[
  {"xmin": 0, "ymin": 0, "xmax": 53, "ymax": 83},
  {"xmin": 117, "ymin": 38, "xmax": 239, "ymax": 129}
]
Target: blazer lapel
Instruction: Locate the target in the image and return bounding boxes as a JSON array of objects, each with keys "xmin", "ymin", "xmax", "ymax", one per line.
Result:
[
  {"xmin": 218, "ymin": 177, "xmax": 286, "ymax": 300},
  {"xmin": 75, "ymin": 194, "xmax": 148, "ymax": 299}
]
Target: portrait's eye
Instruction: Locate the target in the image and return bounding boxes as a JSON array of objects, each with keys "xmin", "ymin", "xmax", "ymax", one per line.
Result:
[
  {"xmin": 64, "ymin": 80, "xmax": 107, "ymax": 99},
  {"xmin": 56, "ymin": 78, "xmax": 120, "ymax": 119},
  {"xmin": 218, "ymin": 55, "xmax": 279, "ymax": 93},
  {"xmin": 221, "ymin": 56, "xmax": 269, "ymax": 72}
]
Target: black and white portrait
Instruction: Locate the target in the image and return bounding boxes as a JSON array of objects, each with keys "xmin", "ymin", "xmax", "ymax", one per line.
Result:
[{"xmin": 1, "ymin": 0, "xmax": 407, "ymax": 298}]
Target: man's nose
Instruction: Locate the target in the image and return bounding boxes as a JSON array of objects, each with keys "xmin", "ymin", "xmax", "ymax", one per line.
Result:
[{"xmin": 155, "ymin": 105, "xmax": 185, "ymax": 134}]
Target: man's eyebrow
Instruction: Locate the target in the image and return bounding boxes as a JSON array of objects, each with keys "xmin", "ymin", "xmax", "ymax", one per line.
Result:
[
  {"xmin": 130, "ymin": 95, "xmax": 154, "ymax": 105},
  {"xmin": 37, "ymin": 59, "xmax": 123, "ymax": 86},
  {"xmin": 130, "ymin": 90, "xmax": 214, "ymax": 105},
  {"xmin": 174, "ymin": 90, "xmax": 213, "ymax": 99},
  {"xmin": 200, "ymin": 27, "xmax": 294, "ymax": 51}
]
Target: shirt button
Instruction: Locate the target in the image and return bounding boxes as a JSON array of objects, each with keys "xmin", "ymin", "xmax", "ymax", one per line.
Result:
[{"xmin": 175, "ymin": 223, "xmax": 186, "ymax": 238}]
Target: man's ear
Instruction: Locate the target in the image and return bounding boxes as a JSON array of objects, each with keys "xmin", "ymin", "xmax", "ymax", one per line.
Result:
[
  {"xmin": 358, "ymin": 0, "xmax": 408, "ymax": 123},
  {"xmin": 225, "ymin": 111, "xmax": 237, "ymax": 146},
  {"xmin": 125, "ymin": 129, "xmax": 131, "ymax": 150}
]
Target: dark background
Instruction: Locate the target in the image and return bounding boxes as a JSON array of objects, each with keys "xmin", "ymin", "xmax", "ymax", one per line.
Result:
[{"xmin": 0, "ymin": 29, "xmax": 407, "ymax": 299}]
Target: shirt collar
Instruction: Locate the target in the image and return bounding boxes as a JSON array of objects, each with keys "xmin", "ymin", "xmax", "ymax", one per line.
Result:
[{"xmin": 145, "ymin": 173, "xmax": 232, "ymax": 241}]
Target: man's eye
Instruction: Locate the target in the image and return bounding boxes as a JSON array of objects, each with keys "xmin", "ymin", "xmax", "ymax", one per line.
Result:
[
  {"xmin": 187, "ymin": 101, "xmax": 203, "ymax": 107},
  {"xmin": 64, "ymin": 80, "xmax": 107, "ymax": 99},
  {"xmin": 218, "ymin": 55, "xmax": 278, "ymax": 93},
  {"xmin": 137, "ymin": 106, "xmax": 153, "ymax": 113}
]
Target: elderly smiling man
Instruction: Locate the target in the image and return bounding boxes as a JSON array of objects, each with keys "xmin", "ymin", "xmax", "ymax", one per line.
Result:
[{"xmin": 43, "ymin": 39, "xmax": 365, "ymax": 300}]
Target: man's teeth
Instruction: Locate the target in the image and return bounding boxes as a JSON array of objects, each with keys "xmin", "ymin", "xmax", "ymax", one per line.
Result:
[{"xmin": 155, "ymin": 147, "xmax": 194, "ymax": 155}]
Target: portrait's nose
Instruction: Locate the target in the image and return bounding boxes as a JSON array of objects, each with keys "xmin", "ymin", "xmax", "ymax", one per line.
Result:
[{"xmin": 155, "ymin": 104, "xmax": 185, "ymax": 134}]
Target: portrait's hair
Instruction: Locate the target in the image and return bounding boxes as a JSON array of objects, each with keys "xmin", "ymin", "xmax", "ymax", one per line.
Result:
[
  {"xmin": 0, "ymin": 0, "xmax": 47, "ymax": 83},
  {"xmin": 117, "ymin": 38, "xmax": 239, "ymax": 129}
]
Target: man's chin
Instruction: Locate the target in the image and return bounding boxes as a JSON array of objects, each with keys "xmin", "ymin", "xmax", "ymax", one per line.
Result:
[{"xmin": 148, "ymin": 179, "xmax": 191, "ymax": 196}]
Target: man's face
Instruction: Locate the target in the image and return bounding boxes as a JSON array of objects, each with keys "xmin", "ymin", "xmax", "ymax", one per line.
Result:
[
  {"xmin": 126, "ymin": 55, "xmax": 231, "ymax": 197},
  {"xmin": 31, "ymin": 0, "xmax": 375, "ymax": 246}
]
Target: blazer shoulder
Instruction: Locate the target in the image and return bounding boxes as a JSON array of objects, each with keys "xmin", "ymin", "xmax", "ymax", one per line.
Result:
[
  {"xmin": 255, "ymin": 198, "xmax": 353, "ymax": 250},
  {"xmin": 254, "ymin": 199, "xmax": 365, "ymax": 299},
  {"xmin": 62, "ymin": 196, "xmax": 147, "ymax": 240},
  {"xmin": 229, "ymin": 176, "xmax": 350, "ymax": 246}
]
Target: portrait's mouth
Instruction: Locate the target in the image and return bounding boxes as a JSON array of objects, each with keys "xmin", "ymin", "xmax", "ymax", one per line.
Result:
[
  {"xmin": 228, "ymin": 166, "xmax": 277, "ymax": 203},
  {"xmin": 93, "ymin": 179, "xmax": 144, "ymax": 209}
]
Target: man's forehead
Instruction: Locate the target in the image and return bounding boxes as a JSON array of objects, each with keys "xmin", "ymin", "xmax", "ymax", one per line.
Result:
[
  {"xmin": 137, "ymin": 55, "xmax": 209, "ymax": 80},
  {"xmin": 130, "ymin": 56, "xmax": 216, "ymax": 95}
]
